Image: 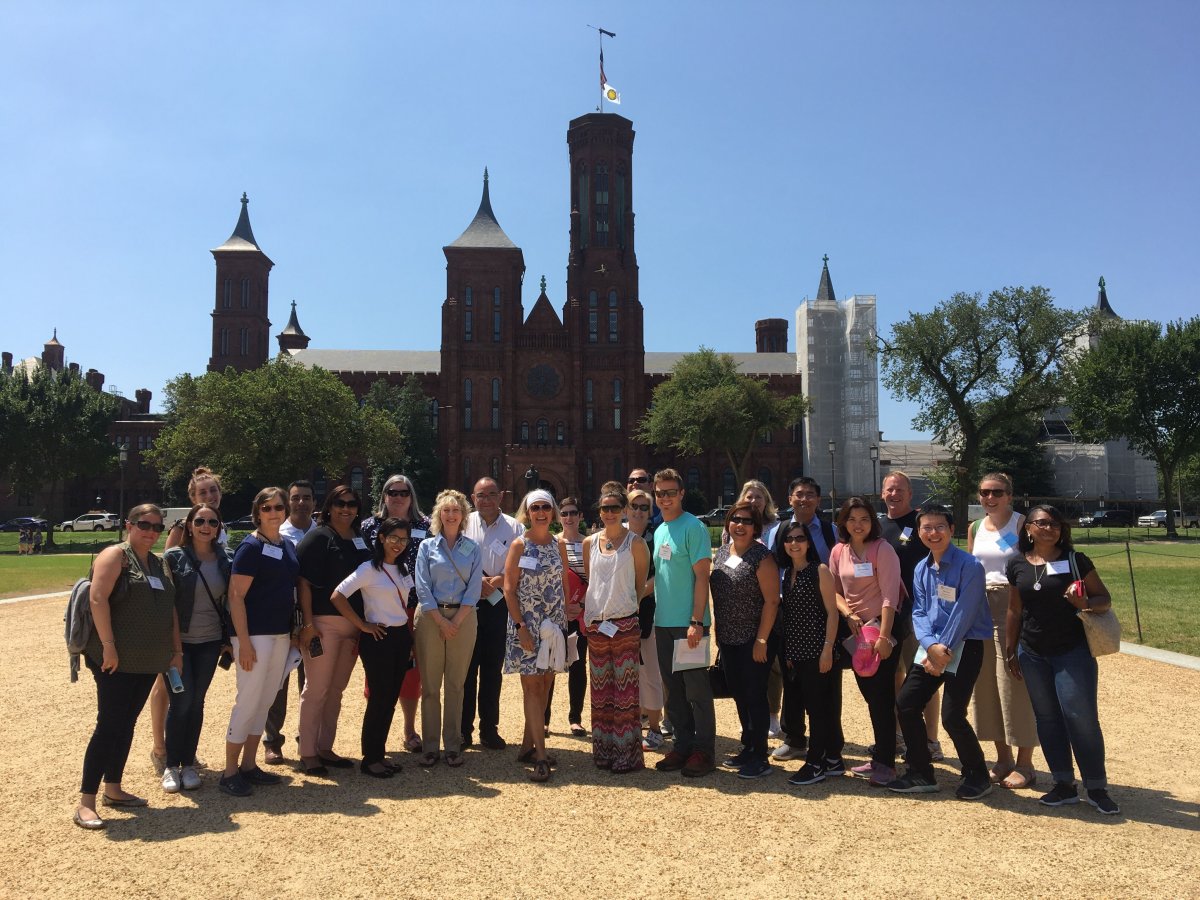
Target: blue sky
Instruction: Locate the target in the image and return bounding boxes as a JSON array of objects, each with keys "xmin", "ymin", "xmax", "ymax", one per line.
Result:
[{"xmin": 3, "ymin": 1, "xmax": 1196, "ymax": 439}]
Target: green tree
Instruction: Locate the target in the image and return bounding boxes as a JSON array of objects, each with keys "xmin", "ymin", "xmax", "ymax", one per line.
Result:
[
  {"xmin": 875, "ymin": 286, "xmax": 1084, "ymax": 533},
  {"xmin": 0, "ymin": 366, "xmax": 120, "ymax": 542},
  {"xmin": 976, "ymin": 411, "xmax": 1057, "ymax": 497},
  {"xmin": 146, "ymin": 358, "xmax": 399, "ymax": 496},
  {"xmin": 636, "ymin": 347, "xmax": 808, "ymax": 486},
  {"xmin": 361, "ymin": 375, "xmax": 442, "ymax": 510},
  {"xmin": 1066, "ymin": 316, "xmax": 1200, "ymax": 538}
]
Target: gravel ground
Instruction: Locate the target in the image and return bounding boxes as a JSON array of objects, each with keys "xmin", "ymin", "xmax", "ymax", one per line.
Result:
[{"xmin": 4, "ymin": 595, "xmax": 1198, "ymax": 899}]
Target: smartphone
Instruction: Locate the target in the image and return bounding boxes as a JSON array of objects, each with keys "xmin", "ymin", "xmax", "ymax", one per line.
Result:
[
  {"xmin": 309, "ymin": 634, "xmax": 324, "ymax": 658},
  {"xmin": 217, "ymin": 649, "xmax": 234, "ymax": 670},
  {"xmin": 166, "ymin": 666, "xmax": 185, "ymax": 693}
]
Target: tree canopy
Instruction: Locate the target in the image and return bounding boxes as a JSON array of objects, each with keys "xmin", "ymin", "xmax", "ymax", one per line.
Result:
[
  {"xmin": 146, "ymin": 358, "xmax": 399, "ymax": 497},
  {"xmin": 361, "ymin": 375, "xmax": 442, "ymax": 510},
  {"xmin": 636, "ymin": 347, "xmax": 807, "ymax": 486},
  {"xmin": 1066, "ymin": 316, "xmax": 1200, "ymax": 538},
  {"xmin": 876, "ymin": 286, "xmax": 1083, "ymax": 531},
  {"xmin": 0, "ymin": 365, "xmax": 121, "ymax": 532}
]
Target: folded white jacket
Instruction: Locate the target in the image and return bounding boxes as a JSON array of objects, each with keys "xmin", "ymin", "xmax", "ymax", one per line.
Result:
[{"xmin": 536, "ymin": 619, "xmax": 567, "ymax": 672}]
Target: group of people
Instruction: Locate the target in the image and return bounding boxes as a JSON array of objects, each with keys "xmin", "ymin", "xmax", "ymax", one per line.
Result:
[
  {"xmin": 72, "ymin": 464, "xmax": 1122, "ymax": 829},
  {"xmin": 17, "ymin": 523, "xmax": 44, "ymax": 554}
]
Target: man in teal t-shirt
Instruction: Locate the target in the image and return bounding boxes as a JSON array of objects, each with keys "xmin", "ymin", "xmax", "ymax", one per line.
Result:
[{"xmin": 651, "ymin": 468, "xmax": 715, "ymax": 777}]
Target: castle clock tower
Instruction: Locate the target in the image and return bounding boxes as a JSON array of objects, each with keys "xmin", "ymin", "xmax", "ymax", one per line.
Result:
[{"xmin": 209, "ymin": 193, "xmax": 274, "ymax": 372}]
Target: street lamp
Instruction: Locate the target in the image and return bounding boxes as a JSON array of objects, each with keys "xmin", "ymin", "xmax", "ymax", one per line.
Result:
[
  {"xmin": 118, "ymin": 442, "xmax": 129, "ymax": 541},
  {"xmin": 869, "ymin": 444, "xmax": 879, "ymax": 499},
  {"xmin": 828, "ymin": 439, "xmax": 837, "ymax": 511}
]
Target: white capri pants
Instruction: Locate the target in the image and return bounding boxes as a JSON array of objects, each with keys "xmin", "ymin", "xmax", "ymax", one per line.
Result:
[
  {"xmin": 639, "ymin": 627, "xmax": 664, "ymax": 710},
  {"xmin": 227, "ymin": 633, "xmax": 292, "ymax": 744}
]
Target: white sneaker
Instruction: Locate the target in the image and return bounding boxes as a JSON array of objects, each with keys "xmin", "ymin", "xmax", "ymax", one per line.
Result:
[
  {"xmin": 162, "ymin": 766, "xmax": 182, "ymax": 793},
  {"xmin": 928, "ymin": 740, "xmax": 944, "ymax": 762},
  {"xmin": 768, "ymin": 716, "xmax": 782, "ymax": 738},
  {"xmin": 180, "ymin": 766, "xmax": 202, "ymax": 790},
  {"xmin": 771, "ymin": 742, "xmax": 804, "ymax": 761}
]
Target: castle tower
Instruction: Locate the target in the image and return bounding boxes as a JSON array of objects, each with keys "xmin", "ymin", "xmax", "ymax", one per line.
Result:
[
  {"xmin": 209, "ymin": 193, "xmax": 274, "ymax": 372},
  {"xmin": 41, "ymin": 329, "xmax": 65, "ymax": 371},
  {"xmin": 277, "ymin": 300, "xmax": 311, "ymax": 354}
]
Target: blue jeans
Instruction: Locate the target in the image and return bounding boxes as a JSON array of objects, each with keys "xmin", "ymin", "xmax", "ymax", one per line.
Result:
[
  {"xmin": 166, "ymin": 640, "xmax": 223, "ymax": 767},
  {"xmin": 1017, "ymin": 641, "xmax": 1107, "ymax": 789}
]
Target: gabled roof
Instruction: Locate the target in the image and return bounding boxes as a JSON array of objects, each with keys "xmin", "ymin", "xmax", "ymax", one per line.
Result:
[
  {"xmin": 524, "ymin": 278, "xmax": 562, "ymax": 330},
  {"xmin": 446, "ymin": 169, "xmax": 519, "ymax": 250},
  {"xmin": 213, "ymin": 193, "xmax": 266, "ymax": 253},
  {"xmin": 816, "ymin": 254, "xmax": 836, "ymax": 303}
]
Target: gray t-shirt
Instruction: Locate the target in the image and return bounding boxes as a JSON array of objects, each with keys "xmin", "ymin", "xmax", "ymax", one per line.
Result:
[{"xmin": 183, "ymin": 556, "xmax": 226, "ymax": 644}]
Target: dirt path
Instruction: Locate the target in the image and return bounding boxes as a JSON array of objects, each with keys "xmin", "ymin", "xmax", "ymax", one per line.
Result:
[{"xmin": 3, "ymin": 595, "xmax": 1197, "ymax": 899}]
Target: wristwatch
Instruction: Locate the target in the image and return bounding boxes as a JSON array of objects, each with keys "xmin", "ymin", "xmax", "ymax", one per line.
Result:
[{"xmin": 689, "ymin": 619, "xmax": 703, "ymax": 627}]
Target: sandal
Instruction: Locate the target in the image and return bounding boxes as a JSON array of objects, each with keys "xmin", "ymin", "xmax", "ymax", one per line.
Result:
[
  {"xmin": 516, "ymin": 748, "xmax": 558, "ymax": 767},
  {"xmin": 419, "ymin": 752, "xmax": 439, "ymax": 767},
  {"xmin": 529, "ymin": 759, "xmax": 552, "ymax": 783},
  {"xmin": 404, "ymin": 734, "xmax": 423, "ymax": 753},
  {"xmin": 989, "ymin": 761, "xmax": 1016, "ymax": 784},
  {"xmin": 1001, "ymin": 766, "xmax": 1037, "ymax": 789},
  {"xmin": 445, "ymin": 751, "xmax": 464, "ymax": 768},
  {"xmin": 570, "ymin": 724, "xmax": 587, "ymax": 737}
]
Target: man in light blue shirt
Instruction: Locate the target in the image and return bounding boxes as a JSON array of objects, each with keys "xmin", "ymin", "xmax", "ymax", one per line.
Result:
[{"xmin": 887, "ymin": 504, "xmax": 993, "ymax": 800}]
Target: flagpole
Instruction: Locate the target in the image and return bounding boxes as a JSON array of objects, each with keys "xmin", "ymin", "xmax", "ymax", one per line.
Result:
[{"xmin": 587, "ymin": 24, "xmax": 616, "ymax": 111}]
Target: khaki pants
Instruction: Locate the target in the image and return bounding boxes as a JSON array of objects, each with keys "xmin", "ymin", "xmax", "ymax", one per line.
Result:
[
  {"xmin": 414, "ymin": 606, "xmax": 477, "ymax": 754},
  {"xmin": 972, "ymin": 584, "xmax": 1039, "ymax": 747}
]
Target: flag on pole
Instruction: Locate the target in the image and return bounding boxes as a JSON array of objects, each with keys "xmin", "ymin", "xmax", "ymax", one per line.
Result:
[{"xmin": 600, "ymin": 49, "xmax": 620, "ymax": 105}]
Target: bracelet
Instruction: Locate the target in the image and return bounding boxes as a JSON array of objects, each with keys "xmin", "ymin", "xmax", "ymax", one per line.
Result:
[
  {"xmin": 755, "ymin": 638, "xmax": 767, "ymax": 645},
  {"xmin": 823, "ymin": 640, "xmax": 834, "ymax": 646},
  {"xmin": 102, "ymin": 639, "xmax": 115, "ymax": 645}
]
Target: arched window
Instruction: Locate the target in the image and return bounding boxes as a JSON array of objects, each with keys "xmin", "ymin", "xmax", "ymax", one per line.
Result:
[
  {"xmin": 493, "ymin": 287, "xmax": 502, "ymax": 342},
  {"xmin": 536, "ymin": 418, "xmax": 549, "ymax": 444},
  {"xmin": 520, "ymin": 421, "xmax": 530, "ymax": 444},
  {"xmin": 593, "ymin": 164, "xmax": 609, "ymax": 247},
  {"xmin": 350, "ymin": 467, "xmax": 365, "ymax": 494},
  {"xmin": 222, "ymin": 279, "xmax": 232, "ymax": 308},
  {"xmin": 588, "ymin": 291, "xmax": 598, "ymax": 343},
  {"xmin": 613, "ymin": 457, "xmax": 622, "ymax": 480},
  {"xmin": 429, "ymin": 399, "xmax": 439, "ymax": 431},
  {"xmin": 491, "ymin": 378, "xmax": 500, "ymax": 430},
  {"xmin": 463, "ymin": 457, "xmax": 472, "ymax": 486},
  {"xmin": 239, "ymin": 328, "xmax": 249, "ymax": 355},
  {"xmin": 585, "ymin": 458, "xmax": 594, "ymax": 484},
  {"xmin": 463, "ymin": 379, "xmax": 473, "ymax": 430},
  {"xmin": 585, "ymin": 378, "xmax": 595, "ymax": 431},
  {"xmin": 687, "ymin": 467, "xmax": 701, "ymax": 491},
  {"xmin": 556, "ymin": 421, "xmax": 565, "ymax": 445},
  {"xmin": 219, "ymin": 328, "xmax": 229, "ymax": 355},
  {"xmin": 241, "ymin": 278, "xmax": 250, "ymax": 308},
  {"xmin": 464, "ymin": 287, "xmax": 473, "ymax": 342},
  {"xmin": 613, "ymin": 378, "xmax": 622, "ymax": 430},
  {"xmin": 608, "ymin": 290, "xmax": 618, "ymax": 342}
]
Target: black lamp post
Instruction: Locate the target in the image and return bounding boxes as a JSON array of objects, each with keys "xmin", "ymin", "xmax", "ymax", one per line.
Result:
[
  {"xmin": 828, "ymin": 439, "xmax": 837, "ymax": 511},
  {"xmin": 869, "ymin": 444, "xmax": 879, "ymax": 499},
  {"xmin": 118, "ymin": 442, "xmax": 128, "ymax": 541}
]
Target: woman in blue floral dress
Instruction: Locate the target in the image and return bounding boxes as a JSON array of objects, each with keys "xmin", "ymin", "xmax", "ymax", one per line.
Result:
[{"xmin": 502, "ymin": 490, "xmax": 569, "ymax": 782}]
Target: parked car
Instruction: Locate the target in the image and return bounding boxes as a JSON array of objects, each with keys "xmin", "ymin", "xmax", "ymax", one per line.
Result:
[
  {"xmin": 59, "ymin": 512, "xmax": 121, "ymax": 532},
  {"xmin": 226, "ymin": 515, "xmax": 256, "ymax": 530},
  {"xmin": 1078, "ymin": 509, "xmax": 1135, "ymax": 528},
  {"xmin": 0, "ymin": 516, "xmax": 48, "ymax": 532},
  {"xmin": 1137, "ymin": 509, "xmax": 1200, "ymax": 528},
  {"xmin": 698, "ymin": 506, "xmax": 731, "ymax": 526}
]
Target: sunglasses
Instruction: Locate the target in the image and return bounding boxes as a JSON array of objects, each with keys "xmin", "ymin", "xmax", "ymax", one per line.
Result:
[
  {"xmin": 332, "ymin": 499, "xmax": 360, "ymax": 509},
  {"xmin": 653, "ymin": 488, "xmax": 680, "ymax": 499},
  {"xmin": 599, "ymin": 504, "xmax": 624, "ymax": 514},
  {"xmin": 1028, "ymin": 519, "xmax": 1061, "ymax": 529},
  {"xmin": 259, "ymin": 503, "xmax": 286, "ymax": 513},
  {"xmin": 192, "ymin": 517, "xmax": 220, "ymax": 528},
  {"xmin": 529, "ymin": 503, "xmax": 553, "ymax": 513},
  {"xmin": 560, "ymin": 509, "xmax": 580, "ymax": 516},
  {"xmin": 979, "ymin": 488, "xmax": 1009, "ymax": 498},
  {"xmin": 627, "ymin": 476, "xmax": 649, "ymax": 484},
  {"xmin": 386, "ymin": 488, "xmax": 411, "ymax": 497},
  {"xmin": 383, "ymin": 534, "xmax": 410, "ymax": 544},
  {"xmin": 629, "ymin": 503, "xmax": 651, "ymax": 512},
  {"xmin": 729, "ymin": 516, "xmax": 754, "ymax": 526},
  {"xmin": 131, "ymin": 520, "xmax": 166, "ymax": 533},
  {"xmin": 782, "ymin": 533, "xmax": 808, "ymax": 544}
]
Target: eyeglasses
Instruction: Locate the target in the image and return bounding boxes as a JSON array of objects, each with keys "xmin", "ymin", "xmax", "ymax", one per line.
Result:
[
  {"xmin": 627, "ymin": 476, "xmax": 649, "ymax": 485},
  {"xmin": 383, "ymin": 534, "xmax": 410, "ymax": 544},
  {"xmin": 192, "ymin": 517, "xmax": 220, "ymax": 528},
  {"xmin": 653, "ymin": 488, "xmax": 680, "ymax": 499},
  {"xmin": 131, "ymin": 520, "xmax": 166, "ymax": 533},
  {"xmin": 1028, "ymin": 519, "xmax": 1061, "ymax": 529},
  {"xmin": 259, "ymin": 503, "xmax": 286, "ymax": 513},
  {"xmin": 529, "ymin": 503, "xmax": 553, "ymax": 513},
  {"xmin": 473, "ymin": 492, "xmax": 500, "ymax": 501},
  {"xmin": 629, "ymin": 503, "xmax": 651, "ymax": 512},
  {"xmin": 728, "ymin": 516, "xmax": 754, "ymax": 526},
  {"xmin": 332, "ymin": 499, "xmax": 360, "ymax": 509},
  {"xmin": 979, "ymin": 488, "xmax": 1009, "ymax": 498},
  {"xmin": 599, "ymin": 505, "xmax": 624, "ymax": 514},
  {"xmin": 919, "ymin": 523, "xmax": 950, "ymax": 534},
  {"xmin": 560, "ymin": 509, "xmax": 580, "ymax": 517},
  {"xmin": 782, "ymin": 533, "xmax": 808, "ymax": 544},
  {"xmin": 385, "ymin": 488, "xmax": 412, "ymax": 498},
  {"xmin": 792, "ymin": 491, "xmax": 819, "ymax": 501}
]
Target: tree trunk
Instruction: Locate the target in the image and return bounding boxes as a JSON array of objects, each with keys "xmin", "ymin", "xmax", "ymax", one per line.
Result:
[{"xmin": 1161, "ymin": 459, "xmax": 1178, "ymax": 539}]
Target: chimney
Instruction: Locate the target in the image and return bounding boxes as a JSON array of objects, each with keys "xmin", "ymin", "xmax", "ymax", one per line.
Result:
[
  {"xmin": 2, "ymin": 352, "xmax": 12, "ymax": 372},
  {"xmin": 755, "ymin": 318, "xmax": 789, "ymax": 353},
  {"xmin": 85, "ymin": 368, "xmax": 105, "ymax": 391},
  {"xmin": 135, "ymin": 388, "xmax": 151, "ymax": 415},
  {"xmin": 69, "ymin": 362, "xmax": 80, "ymax": 376}
]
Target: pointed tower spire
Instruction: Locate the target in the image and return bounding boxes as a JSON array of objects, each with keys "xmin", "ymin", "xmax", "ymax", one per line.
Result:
[
  {"xmin": 816, "ymin": 254, "xmax": 837, "ymax": 303},
  {"xmin": 276, "ymin": 300, "xmax": 311, "ymax": 354},
  {"xmin": 1096, "ymin": 275, "xmax": 1118, "ymax": 318},
  {"xmin": 214, "ymin": 192, "xmax": 265, "ymax": 253},
  {"xmin": 446, "ymin": 168, "xmax": 518, "ymax": 249}
]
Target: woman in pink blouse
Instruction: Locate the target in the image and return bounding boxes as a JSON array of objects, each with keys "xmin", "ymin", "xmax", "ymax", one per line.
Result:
[{"xmin": 829, "ymin": 496, "xmax": 903, "ymax": 787}]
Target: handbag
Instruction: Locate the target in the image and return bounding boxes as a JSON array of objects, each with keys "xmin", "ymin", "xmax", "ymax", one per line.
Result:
[
  {"xmin": 708, "ymin": 650, "xmax": 733, "ymax": 699},
  {"xmin": 1069, "ymin": 551, "xmax": 1121, "ymax": 657}
]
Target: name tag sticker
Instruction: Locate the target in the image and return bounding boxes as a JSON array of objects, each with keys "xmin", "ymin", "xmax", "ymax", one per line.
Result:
[
  {"xmin": 518, "ymin": 556, "xmax": 539, "ymax": 571},
  {"xmin": 1047, "ymin": 559, "xmax": 1071, "ymax": 575},
  {"xmin": 570, "ymin": 541, "xmax": 583, "ymax": 554},
  {"xmin": 147, "ymin": 576, "xmax": 165, "ymax": 591},
  {"xmin": 937, "ymin": 583, "xmax": 957, "ymax": 603},
  {"xmin": 262, "ymin": 543, "xmax": 283, "ymax": 560},
  {"xmin": 853, "ymin": 562, "xmax": 874, "ymax": 578},
  {"xmin": 998, "ymin": 531, "xmax": 1018, "ymax": 550},
  {"xmin": 410, "ymin": 529, "xmax": 427, "ymax": 540},
  {"xmin": 352, "ymin": 537, "xmax": 368, "ymax": 550},
  {"xmin": 598, "ymin": 620, "xmax": 619, "ymax": 638},
  {"xmin": 489, "ymin": 539, "xmax": 507, "ymax": 557},
  {"xmin": 724, "ymin": 553, "xmax": 743, "ymax": 570},
  {"xmin": 900, "ymin": 527, "xmax": 913, "ymax": 541},
  {"xmin": 486, "ymin": 588, "xmax": 504, "ymax": 605},
  {"xmin": 658, "ymin": 544, "xmax": 673, "ymax": 560}
]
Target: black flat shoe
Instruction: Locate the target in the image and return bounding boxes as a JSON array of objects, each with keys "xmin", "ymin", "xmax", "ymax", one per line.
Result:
[
  {"xmin": 319, "ymin": 754, "xmax": 355, "ymax": 769},
  {"xmin": 360, "ymin": 761, "xmax": 394, "ymax": 779},
  {"xmin": 302, "ymin": 764, "xmax": 330, "ymax": 776}
]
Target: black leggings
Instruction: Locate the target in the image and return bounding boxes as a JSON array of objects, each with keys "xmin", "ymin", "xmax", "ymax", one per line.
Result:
[
  {"xmin": 854, "ymin": 649, "xmax": 901, "ymax": 768},
  {"xmin": 359, "ymin": 625, "xmax": 414, "ymax": 764},
  {"xmin": 80, "ymin": 657, "xmax": 156, "ymax": 794}
]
